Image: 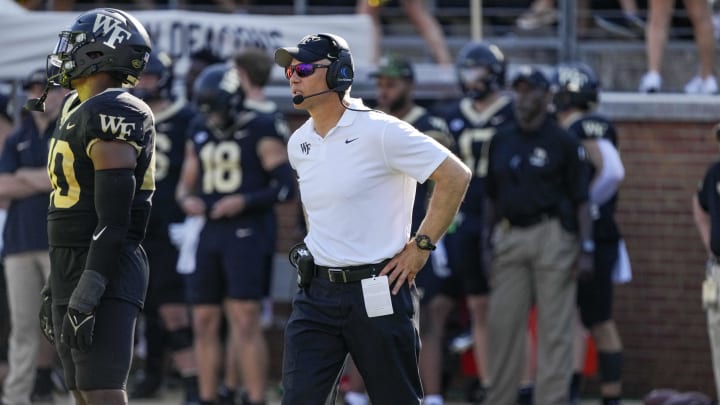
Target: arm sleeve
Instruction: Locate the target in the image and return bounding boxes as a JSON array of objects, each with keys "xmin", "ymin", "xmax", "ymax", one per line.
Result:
[
  {"xmin": 590, "ymin": 139, "xmax": 625, "ymax": 205},
  {"xmin": 84, "ymin": 168, "xmax": 135, "ymax": 278},
  {"xmin": 564, "ymin": 135, "xmax": 591, "ymax": 205},
  {"xmin": 244, "ymin": 162, "xmax": 297, "ymax": 209}
]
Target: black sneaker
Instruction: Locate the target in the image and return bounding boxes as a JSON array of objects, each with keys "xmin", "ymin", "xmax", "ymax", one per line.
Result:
[
  {"xmin": 217, "ymin": 385, "xmax": 236, "ymax": 405},
  {"xmin": 594, "ymin": 13, "xmax": 645, "ymax": 38},
  {"xmin": 517, "ymin": 385, "xmax": 533, "ymax": 405},
  {"xmin": 464, "ymin": 379, "xmax": 486, "ymax": 404}
]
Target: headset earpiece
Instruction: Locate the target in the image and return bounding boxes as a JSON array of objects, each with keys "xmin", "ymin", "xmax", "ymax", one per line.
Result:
[{"xmin": 318, "ymin": 33, "xmax": 354, "ymax": 92}]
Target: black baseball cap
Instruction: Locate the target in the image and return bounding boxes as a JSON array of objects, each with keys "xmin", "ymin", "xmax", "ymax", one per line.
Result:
[
  {"xmin": 370, "ymin": 55, "xmax": 414, "ymax": 81},
  {"xmin": 511, "ymin": 65, "xmax": 550, "ymax": 90},
  {"xmin": 23, "ymin": 68, "xmax": 47, "ymax": 90},
  {"xmin": 275, "ymin": 33, "xmax": 347, "ymax": 67}
]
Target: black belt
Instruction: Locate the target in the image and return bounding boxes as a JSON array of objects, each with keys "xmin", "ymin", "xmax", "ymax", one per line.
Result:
[
  {"xmin": 315, "ymin": 260, "xmax": 390, "ymax": 283},
  {"xmin": 506, "ymin": 212, "xmax": 555, "ymax": 228}
]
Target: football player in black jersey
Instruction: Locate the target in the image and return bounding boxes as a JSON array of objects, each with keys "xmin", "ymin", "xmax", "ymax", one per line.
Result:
[
  {"xmin": 37, "ymin": 7, "xmax": 154, "ymax": 405},
  {"xmin": 130, "ymin": 51, "xmax": 200, "ymax": 405},
  {"xmin": 215, "ymin": 49, "xmax": 290, "ymax": 403},
  {"xmin": 176, "ymin": 63, "xmax": 295, "ymax": 405},
  {"xmin": 553, "ymin": 62, "xmax": 625, "ymax": 405},
  {"xmin": 437, "ymin": 41, "xmax": 514, "ymax": 396}
]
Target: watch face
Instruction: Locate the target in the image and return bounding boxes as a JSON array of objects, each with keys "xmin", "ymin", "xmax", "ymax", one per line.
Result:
[{"xmin": 415, "ymin": 235, "xmax": 435, "ymax": 250}]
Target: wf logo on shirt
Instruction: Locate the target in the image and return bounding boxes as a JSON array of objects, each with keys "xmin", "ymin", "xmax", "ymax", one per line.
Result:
[{"xmin": 99, "ymin": 114, "xmax": 136, "ymax": 140}]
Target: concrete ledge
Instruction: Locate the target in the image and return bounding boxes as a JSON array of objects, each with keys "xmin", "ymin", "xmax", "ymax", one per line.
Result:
[{"xmin": 598, "ymin": 92, "xmax": 720, "ymax": 122}]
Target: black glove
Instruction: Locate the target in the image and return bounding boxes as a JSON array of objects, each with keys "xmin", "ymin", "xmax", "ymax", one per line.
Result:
[
  {"xmin": 61, "ymin": 308, "xmax": 96, "ymax": 352},
  {"xmin": 39, "ymin": 284, "xmax": 54, "ymax": 344},
  {"xmin": 61, "ymin": 270, "xmax": 107, "ymax": 352}
]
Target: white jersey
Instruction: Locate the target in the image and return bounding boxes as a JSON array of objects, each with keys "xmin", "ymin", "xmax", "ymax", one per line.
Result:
[{"xmin": 288, "ymin": 99, "xmax": 449, "ymax": 267}]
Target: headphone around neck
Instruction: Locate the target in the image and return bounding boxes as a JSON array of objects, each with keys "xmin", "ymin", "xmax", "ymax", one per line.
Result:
[{"xmin": 317, "ymin": 33, "xmax": 354, "ymax": 93}]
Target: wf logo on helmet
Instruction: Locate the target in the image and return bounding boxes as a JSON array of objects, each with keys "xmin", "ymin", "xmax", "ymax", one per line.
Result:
[{"xmin": 93, "ymin": 14, "xmax": 132, "ymax": 49}]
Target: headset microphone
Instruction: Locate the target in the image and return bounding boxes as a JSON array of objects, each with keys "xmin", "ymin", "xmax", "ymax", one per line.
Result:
[
  {"xmin": 23, "ymin": 84, "xmax": 51, "ymax": 112},
  {"xmin": 292, "ymin": 88, "xmax": 337, "ymax": 105}
]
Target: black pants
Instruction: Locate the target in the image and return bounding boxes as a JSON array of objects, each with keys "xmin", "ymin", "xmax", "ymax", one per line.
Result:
[{"xmin": 282, "ymin": 277, "xmax": 422, "ymax": 405}]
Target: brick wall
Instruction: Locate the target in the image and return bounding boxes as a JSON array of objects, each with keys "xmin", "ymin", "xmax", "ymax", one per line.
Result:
[{"xmin": 614, "ymin": 119, "xmax": 718, "ymax": 396}]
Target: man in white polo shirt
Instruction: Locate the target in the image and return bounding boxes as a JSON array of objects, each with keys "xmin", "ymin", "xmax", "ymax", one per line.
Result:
[{"xmin": 275, "ymin": 33, "xmax": 471, "ymax": 404}]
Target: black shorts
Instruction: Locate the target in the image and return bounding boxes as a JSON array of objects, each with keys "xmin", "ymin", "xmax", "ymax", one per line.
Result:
[
  {"xmin": 142, "ymin": 236, "xmax": 186, "ymax": 308},
  {"xmin": 52, "ymin": 298, "xmax": 139, "ymax": 391},
  {"xmin": 577, "ymin": 239, "xmax": 619, "ymax": 328},
  {"xmin": 415, "ymin": 241, "xmax": 463, "ymax": 304},
  {"xmin": 186, "ymin": 218, "xmax": 271, "ymax": 304},
  {"xmin": 446, "ymin": 214, "xmax": 490, "ymax": 295},
  {"xmin": 50, "ymin": 244, "xmax": 149, "ymax": 308}
]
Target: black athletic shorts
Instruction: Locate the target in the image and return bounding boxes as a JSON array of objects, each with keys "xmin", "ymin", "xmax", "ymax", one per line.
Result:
[
  {"xmin": 143, "ymin": 236, "xmax": 186, "ymax": 308},
  {"xmin": 446, "ymin": 213, "xmax": 490, "ymax": 295},
  {"xmin": 577, "ymin": 239, "xmax": 619, "ymax": 328}
]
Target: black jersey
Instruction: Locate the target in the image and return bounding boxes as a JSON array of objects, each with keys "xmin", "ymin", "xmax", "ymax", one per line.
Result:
[
  {"xmin": 441, "ymin": 95, "xmax": 514, "ymax": 215},
  {"xmin": 403, "ymin": 105, "xmax": 451, "ymax": 232},
  {"xmin": 146, "ymin": 99, "xmax": 196, "ymax": 237},
  {"xmin": 487, "ymin": 117, "xmax": 589, "ymax": 223},
  {"xmin": 47, "ymin": 89, "xmax": 155, "ymax": 247},
  {"xmin": 186, "ymin": 109, "xmax": 287, "ymax": 218},
  {"xmin": 565, "ymin": 112, "xmax": 621, "ymax": 241}
]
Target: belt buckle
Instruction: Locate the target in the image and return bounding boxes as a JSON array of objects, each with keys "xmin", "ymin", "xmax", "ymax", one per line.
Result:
[{"xmin": 328, "ymin": 268, "xmax": 348, "ymax": 283}]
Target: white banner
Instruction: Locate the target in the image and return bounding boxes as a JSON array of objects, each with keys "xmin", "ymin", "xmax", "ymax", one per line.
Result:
[{"xmin": 0, "ymin": 10, "xmax": 375, "ymax": 80}]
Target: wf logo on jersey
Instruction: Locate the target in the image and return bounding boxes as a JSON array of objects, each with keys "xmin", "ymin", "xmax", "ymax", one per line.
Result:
[
  {"xmin": 99, "ymin": 114, "xmax": 136, "ymax": 140},
  {"xmin": 300, "ymin": 142, "xmax": 311, "ymax": 155},
  {"xmin": 93, "ymin": 14, "xmax": 132, "ymax": 49},
  {"xmin": 581, "ymin": 120, "xmax": 608, "ymax": 138}
]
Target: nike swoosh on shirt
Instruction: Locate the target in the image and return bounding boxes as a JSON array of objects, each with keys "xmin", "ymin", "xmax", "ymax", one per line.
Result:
[
  {"xmin": 92, "ymin": 226, "xmax": 107, "ymax": 241},
  {"xmin": 66, "ymin": 122, "xmax": 76, "ymax": 130},
  {"xmin": 345, "ymin": 138, "xmax": 359, "ymax": 144}
]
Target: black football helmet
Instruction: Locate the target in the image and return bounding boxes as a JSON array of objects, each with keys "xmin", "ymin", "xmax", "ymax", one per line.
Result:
[
  {"xmin": 47, "ymin": 8, "xmax": 152, "ymax": 89},
  {"xmin": 552, "ymin": 62, "xmax": 600, "ymax": 112},
  {"xmin": 456, "ymin": 41, "xmax": 506, "ymax": 101},
  {"xmin": 193, "ymin": 63, "xmax": 245, "ymax": 130},
  {"xmin": 132, "ymin": 50, "xmax": 174, "ymax": 101}
]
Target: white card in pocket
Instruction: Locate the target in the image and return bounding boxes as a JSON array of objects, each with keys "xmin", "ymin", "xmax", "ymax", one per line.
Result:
[{"xmin": 361, "ymin": 276, "xmax": 394, "ymax": 317}]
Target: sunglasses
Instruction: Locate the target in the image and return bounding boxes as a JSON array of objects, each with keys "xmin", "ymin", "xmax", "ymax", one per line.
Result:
[{"xmin": 285, "ymin": 63, "xmax": 330, "ymax": 79}]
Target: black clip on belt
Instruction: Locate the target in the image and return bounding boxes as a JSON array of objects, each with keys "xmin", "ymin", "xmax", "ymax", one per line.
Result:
[{"xmin": 315, "ymin": 260, "xmax": 390, "ymax": 283}]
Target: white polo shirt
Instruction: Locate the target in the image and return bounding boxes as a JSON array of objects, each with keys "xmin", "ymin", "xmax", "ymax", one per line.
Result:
[{"xmin": 288, "ymin": 99, "xmax": 450, "ymax": 267}]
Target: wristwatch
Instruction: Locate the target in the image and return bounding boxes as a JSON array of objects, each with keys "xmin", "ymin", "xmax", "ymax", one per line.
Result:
[
  {"xmin": 581, "ymin": 239, "xmax": 596, "ymax": 254},
  {"xmin": 414, "ymin": 234, "xmax": 436, "ymax": 251}
]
